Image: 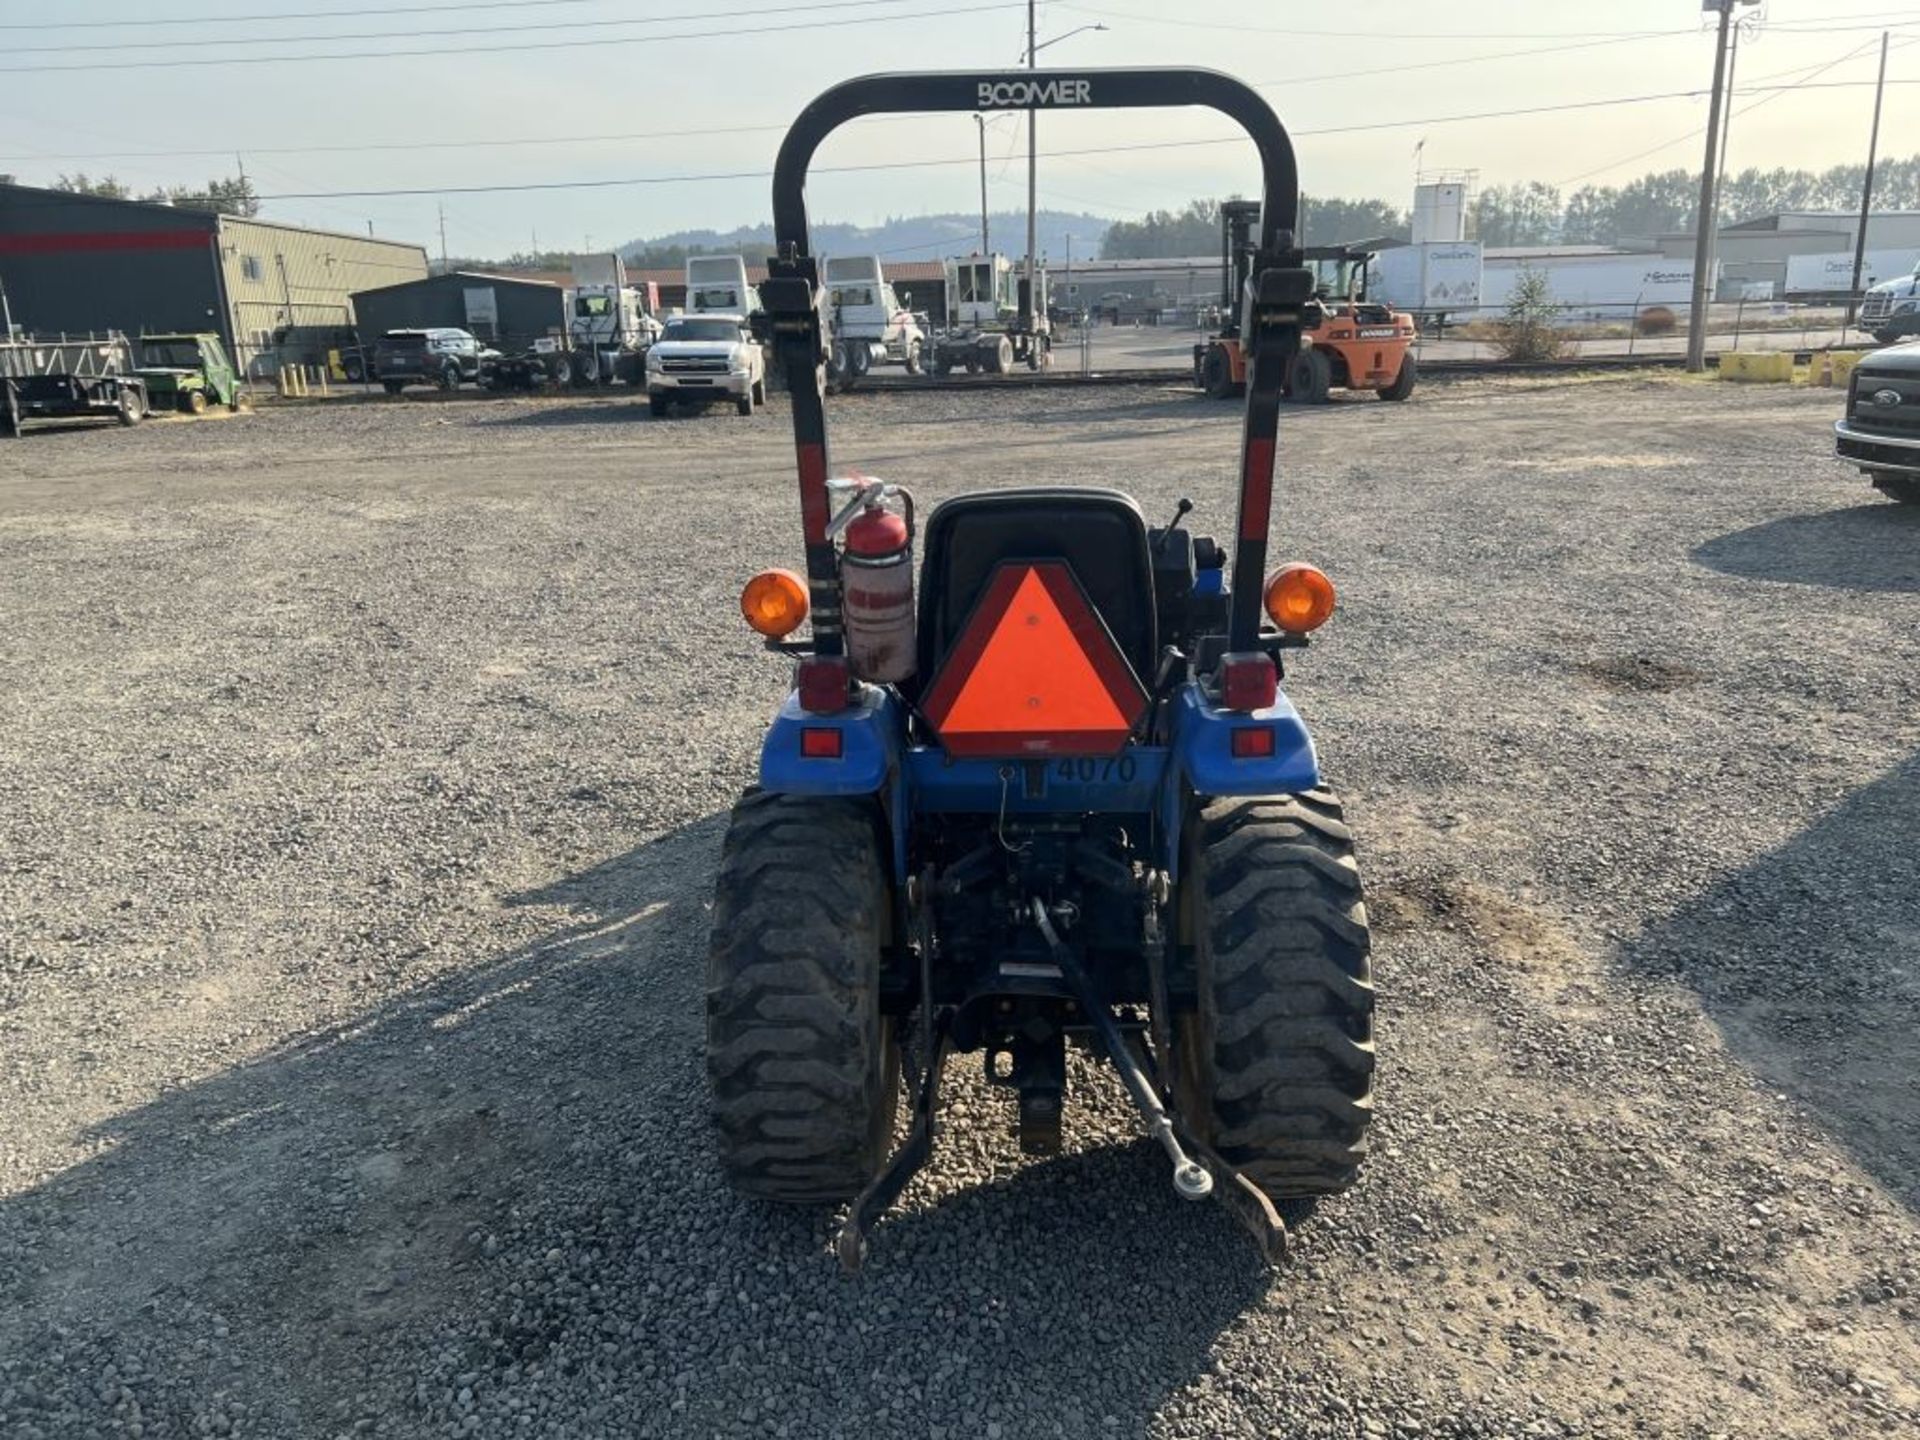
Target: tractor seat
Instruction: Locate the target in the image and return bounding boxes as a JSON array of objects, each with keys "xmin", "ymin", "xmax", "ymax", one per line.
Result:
[{"xmin": 913, "ymin": 487, "xmax": 1156, "ymax": 692}]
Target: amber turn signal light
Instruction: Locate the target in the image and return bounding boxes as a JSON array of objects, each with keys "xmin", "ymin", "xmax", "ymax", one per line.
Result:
[
  {"xmin": 1263, "ymin": 563, "xmax": 1336, "ymax": 633},
  {"xmin": 741, "ymin": 568, "xmax": 809, "ymax": 638}
]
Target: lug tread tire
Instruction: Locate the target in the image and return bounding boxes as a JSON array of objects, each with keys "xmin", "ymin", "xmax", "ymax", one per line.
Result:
[
  {"xmin": 1178, "ymin": 789, "xmax": 1375, "ymax": 1197},
  {"xmin": 706, "ymin": 790, "xmax": 899, "ymax": 1203},
  {"xmin": 1288, "ymin": 349, "xmax": 1334, "ymax": 405},
  {"xmin": 1377, "ymin": 352, "xmax": 1417, "ymax": 402}
]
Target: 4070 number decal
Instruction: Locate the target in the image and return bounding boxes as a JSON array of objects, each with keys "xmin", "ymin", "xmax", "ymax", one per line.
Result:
[{"xmin": 1055, "ymin": 757, "xmax": 1139, "ymax": 784}]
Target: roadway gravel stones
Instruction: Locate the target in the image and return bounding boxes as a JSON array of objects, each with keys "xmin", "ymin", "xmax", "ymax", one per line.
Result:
[{"xmin": 1, "ymin": 377, "xmax": 1917, "ymax": 1437}]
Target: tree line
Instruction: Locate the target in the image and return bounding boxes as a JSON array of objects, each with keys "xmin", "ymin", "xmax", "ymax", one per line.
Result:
[
  {"xmin": 34, "ymin": 172, "xmax": 262, "ymax": 218},
  {"xmin": 1102, "ymin": 155, "xmax": 1920, "ymax": 257}
]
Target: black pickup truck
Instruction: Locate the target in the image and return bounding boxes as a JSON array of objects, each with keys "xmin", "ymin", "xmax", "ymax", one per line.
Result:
[{"xmin": 1835, "ymin": 344, "xmax": 1920, "ymax": 505}]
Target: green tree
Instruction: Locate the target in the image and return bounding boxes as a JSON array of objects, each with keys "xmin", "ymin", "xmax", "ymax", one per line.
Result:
[
  {"xmin": 1495, "ymin": 266, "xmax": 1566, "ymax": 362},
  {"xmin": 159, "ymin": 175, "xmax": 261, "ymax": 217},
  {"xmin": 54, "ymin": 173, "xmax": 131, "ymax": 198}
]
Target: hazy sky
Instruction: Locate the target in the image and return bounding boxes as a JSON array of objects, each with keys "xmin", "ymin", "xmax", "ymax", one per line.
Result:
[{"xmin": 0, "ymin": 1, "xmax": 1910, "ymax": 257}]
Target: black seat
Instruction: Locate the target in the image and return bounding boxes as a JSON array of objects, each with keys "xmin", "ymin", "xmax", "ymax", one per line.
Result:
[{"xmin": 914, "ymin": 488, "xmax": 1156, "ymax": 690}]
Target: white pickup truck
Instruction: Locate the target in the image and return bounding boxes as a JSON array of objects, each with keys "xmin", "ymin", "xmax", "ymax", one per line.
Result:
[
  {"xmin": 645, "ymin": 313, "xmax": 766, "ymax": 417},
  {"xmin": 824, "ymin": 255, "xmax": 925, "ymax": 385}
]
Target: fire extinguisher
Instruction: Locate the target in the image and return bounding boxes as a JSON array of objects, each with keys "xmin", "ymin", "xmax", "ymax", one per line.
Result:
[{"xmin": 834, "ymin": 480, "xmax": 916, "ymax": 684}]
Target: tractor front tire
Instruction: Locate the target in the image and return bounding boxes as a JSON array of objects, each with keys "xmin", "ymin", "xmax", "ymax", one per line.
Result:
[
  {"xmin": 1173, "ymin": 791, "xmax": 1375, "ymax": 1198},
  {"xmin": 1377, "ymin": 352, "xmax": 1417, "ymax": 402},
  {"xmin": 707, "ymin": 791, "xmax": 901, "ymax": 1203},
  {"xmin": 1287, "ymin": 349, "xmax": 1333, "ymax": 405}
]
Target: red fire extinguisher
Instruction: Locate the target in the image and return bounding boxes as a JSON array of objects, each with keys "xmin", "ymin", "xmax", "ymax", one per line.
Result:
[{"xmin": 837, "ymin": 482, "xmax": 916, "ymax": 684}]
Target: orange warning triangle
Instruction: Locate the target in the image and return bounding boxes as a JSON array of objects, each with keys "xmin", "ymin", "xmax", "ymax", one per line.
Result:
[{"xmin": 923, "ymin": 564, "xmax": 1145, "ymax": 756}]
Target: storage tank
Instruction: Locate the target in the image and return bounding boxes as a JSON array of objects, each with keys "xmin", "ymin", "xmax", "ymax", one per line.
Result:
[{"xmin": 1412, "ymin": 183, "xmax": 1468, "ymax": 245}]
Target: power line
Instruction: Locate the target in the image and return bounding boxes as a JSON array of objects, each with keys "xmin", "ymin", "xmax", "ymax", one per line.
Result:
[
  {"xmin": 0, "ymin": 27, "xmax": 1735, "ymax": 165},
  {"xmin": 114, "ymin": 80, "xmax": 1914, "ymax": 206},
  {"xmin": 0, "ymin": 0, "xmax": 659, "ymax": 29},
  {"xmin": 1065, "ymin": 1, "xmax": 1920, "ymax": 40},
  {"xmin": 4, "ymin": 0, "xmax": 932, "ymax": 55},
  {"xmin": 1555, "ymin": 35, "xmax": 1902, "ymax": 186},
  {"xmin": 0, "ymin": 0, "xmax": 1033, "ymax": 73}
]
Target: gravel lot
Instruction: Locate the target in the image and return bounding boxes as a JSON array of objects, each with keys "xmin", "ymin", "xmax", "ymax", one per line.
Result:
[{"xmin": 2, "ymin": 375, "xmax": 1916, "ymax": 1439}]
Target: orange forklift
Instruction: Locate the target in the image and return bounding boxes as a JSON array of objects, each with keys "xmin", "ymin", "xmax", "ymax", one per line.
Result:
[{"xmin": 1194, "ymin": 199, "xmax": 1417, "ymax": 403}]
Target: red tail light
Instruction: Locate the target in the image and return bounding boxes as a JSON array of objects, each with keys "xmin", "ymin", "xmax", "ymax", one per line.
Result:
[
  {"xmin": 797, "ymin": 656, "xmax": 850, "ymax": 715},
  {"xmin": 1230, "ymin": 726, "xmax": 1276, "ymax": 758},
  {"xmin": 800, "ymin": 727, "xmax": 843, "ymax": 758},
  {"xmin": 1220, "ymin": 653, "xmax": 1277, "ymax": 713}
]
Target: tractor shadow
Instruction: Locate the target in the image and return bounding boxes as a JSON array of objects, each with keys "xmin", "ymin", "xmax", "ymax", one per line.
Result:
[
  {"xmin": 1, "ymin": 814, "xmax": 1269, "ymax": 1435},
  {"xmin": 1691, "ymin": 499, "xmax": 1920, "ymax": 591},
  {"xmin": 1616, "ymin": 750, "xmax": 1920, "ymax": 1211}
]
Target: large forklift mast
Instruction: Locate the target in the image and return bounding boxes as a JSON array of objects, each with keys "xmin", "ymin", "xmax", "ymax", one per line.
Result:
[{"xmin": 1216, "ymin": 199, "xmax": 1262, "ymax": 345}]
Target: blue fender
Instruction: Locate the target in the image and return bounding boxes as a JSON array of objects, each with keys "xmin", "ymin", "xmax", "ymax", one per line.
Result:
[
  {"xmin": 1158, "ymin": 682, "xmax": 1321, "ymax": 877},
  {"xmin": 758, "ymin": 684, "xmax": 901, "ymax": 797}
]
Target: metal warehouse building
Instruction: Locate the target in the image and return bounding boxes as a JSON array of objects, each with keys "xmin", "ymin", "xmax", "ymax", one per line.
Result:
[
  {"xmin": 350, "ymin": 270, "xmax": 567, "ymax": 350},
  {"xmin": 0, "ymin": 182, "xmax": 428, "ymax": 374}
]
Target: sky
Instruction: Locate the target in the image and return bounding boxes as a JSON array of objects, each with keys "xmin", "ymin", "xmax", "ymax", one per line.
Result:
[{"xmin": 0, "ymin": 0, "xmax": 1913, "ymax": 259}]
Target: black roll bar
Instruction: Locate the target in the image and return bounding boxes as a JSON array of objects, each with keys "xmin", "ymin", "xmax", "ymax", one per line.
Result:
[{"xmin": 760, "ymin": 68, "xmax": 1313, "ymax": 658}]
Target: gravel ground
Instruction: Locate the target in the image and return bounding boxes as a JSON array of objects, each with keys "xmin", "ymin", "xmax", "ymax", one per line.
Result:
[{"xmin": 1, "ymin": 376, "xmax": 1916, "ymax": 1439}]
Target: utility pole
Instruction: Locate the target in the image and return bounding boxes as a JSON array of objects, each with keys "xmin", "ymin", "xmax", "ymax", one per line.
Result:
[
  {"xmin": 1848, "ymin": 30, "xmax": 1891, "ymax": 330},
  {"xmin": 1025, "ymin": 0, "xmax": 1038, "ymax": 329},
  {"xmin": 1686, "ymin": 1, "xmax": 1754, "ymax": 373},
  {"xmin": 975, "ymin": 114, "xmax": 990, "ymax": 255},
  {"xmin": 437, "ymin": 203, "xmax": 449, "ymax": 271}
]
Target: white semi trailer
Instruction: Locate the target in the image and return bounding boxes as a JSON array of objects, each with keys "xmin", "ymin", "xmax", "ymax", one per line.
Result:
[
  {"xmin": 930, "ymin": 253, "xmax": 1050, "ymax": 375},
  {"xmin": 824, "ymin": 255, "xmax": 925, "ymax": 385},
  {"xmin": 567, "ymin": 254, "xmax": 662, "ymax": 385},
  {"xmin": 686, "ymin": 256, "xmax": 759, "ymax": 316}
]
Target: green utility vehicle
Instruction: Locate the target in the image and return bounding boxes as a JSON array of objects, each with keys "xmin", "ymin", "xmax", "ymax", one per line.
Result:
[{"xmin": 134, "ymin": 333, "xmax": 240, "ymax": 414}]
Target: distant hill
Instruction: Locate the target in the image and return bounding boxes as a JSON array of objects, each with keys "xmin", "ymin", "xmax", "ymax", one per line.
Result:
[{"xmin": 619, "ymin": 210, "xmax": 1111, "ymax": 268}]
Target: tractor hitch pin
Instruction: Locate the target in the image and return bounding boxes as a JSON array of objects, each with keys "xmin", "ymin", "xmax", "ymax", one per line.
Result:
[{"xmin": 1029, "ymin": 899, "xmax": 1212, "ymax": 1203}]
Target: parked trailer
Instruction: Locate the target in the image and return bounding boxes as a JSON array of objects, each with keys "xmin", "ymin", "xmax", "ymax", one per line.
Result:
[{"xmin": 1, "ymin": 333, "xmax": 149, "ymax": 435}]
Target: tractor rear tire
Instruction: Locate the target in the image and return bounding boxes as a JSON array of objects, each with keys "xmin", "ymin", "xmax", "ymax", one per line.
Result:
[
  {"xmin": 706, "ymin": 790, "xmax": 902, "ymax": 1203},
  {"xmin": 1376, "ymin": 352, "xmax": 1417, "ymax": 402},
  {"xmin": 1287, "ymin": 349, "xmax": 1333, "ymax": 405},
  {"xmin": 1172, "ymin": 790, "xmax": 1375, "ymax": 1198}
]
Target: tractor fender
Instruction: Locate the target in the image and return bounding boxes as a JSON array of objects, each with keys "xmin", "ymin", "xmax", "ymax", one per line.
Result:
[
  {"xmin": 1159, "ymin": 683, "xmax": 1321, "ymax": 878},
  {"xmin": 759, "ymin": 684, "xmax": 901, "ymax": 799}
]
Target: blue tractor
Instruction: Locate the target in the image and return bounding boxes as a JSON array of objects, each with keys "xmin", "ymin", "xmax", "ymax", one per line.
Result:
[{"xmin": 709, "ymin": 67, "xmax": 1375, "ymax": 1268}]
